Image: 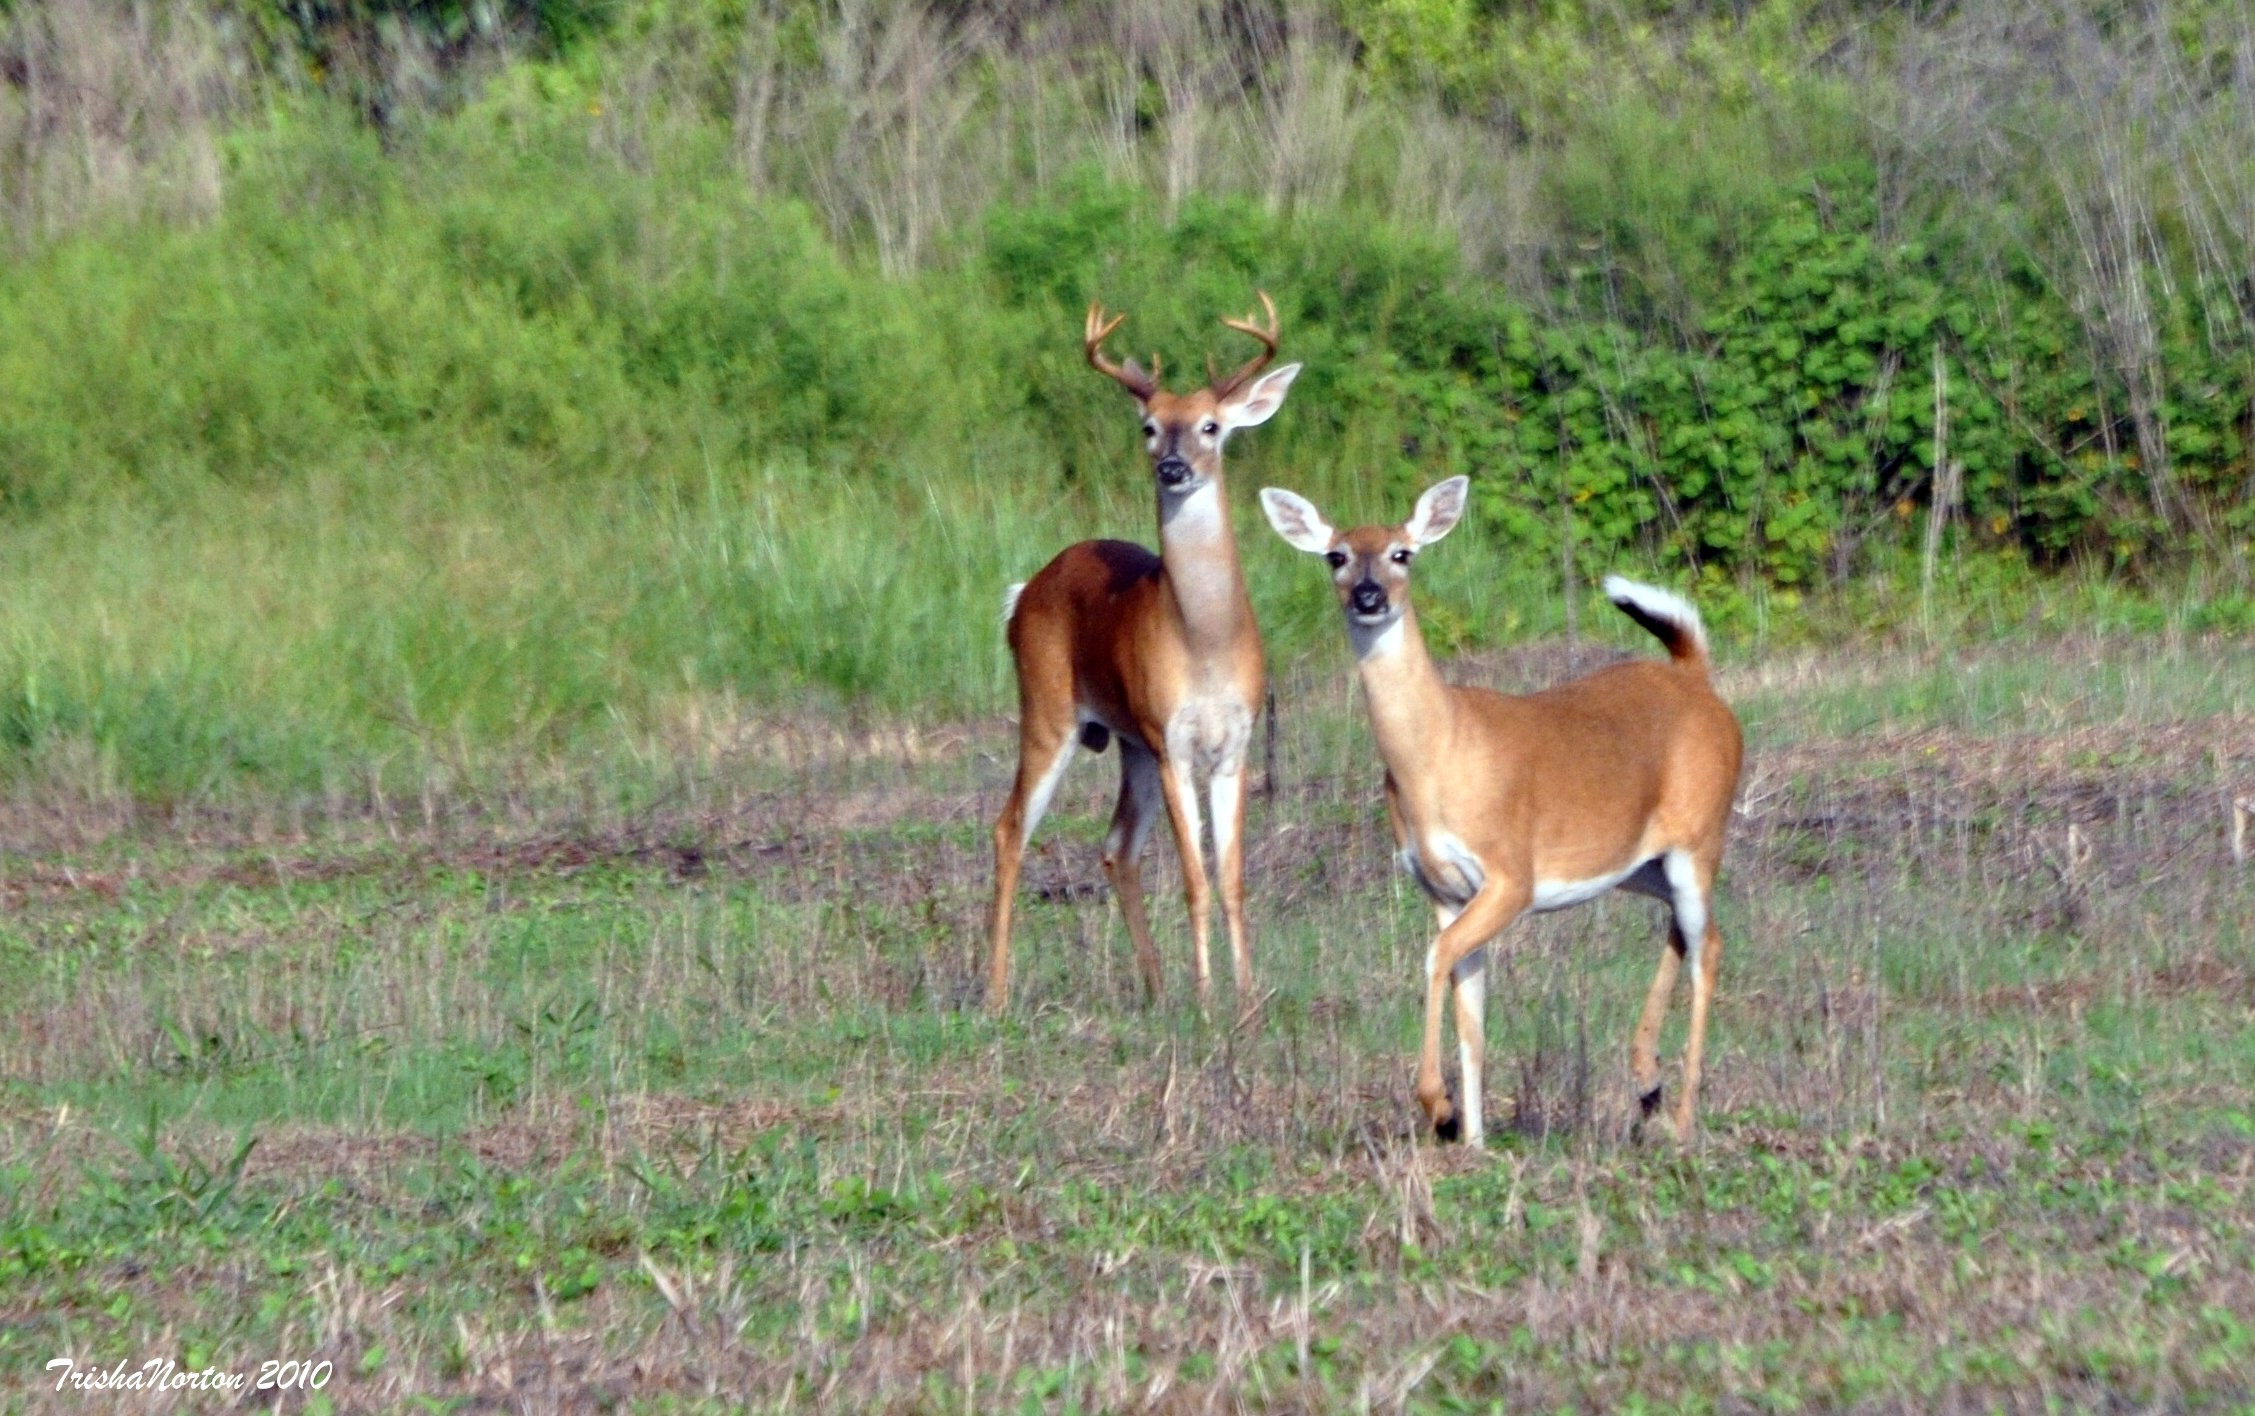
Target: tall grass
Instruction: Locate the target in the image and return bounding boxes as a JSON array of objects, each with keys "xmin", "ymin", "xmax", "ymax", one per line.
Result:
[
  {"xmin": 0, "ymin": 454, "xmax": 1113, "ymax": 802},
  {"xmin": 0, "ymin": 434, "xmax": 1590, "ymax": 804},
  {"xmin": 0, "ymin": 0, "xmax": 234, "ymax": 243}
]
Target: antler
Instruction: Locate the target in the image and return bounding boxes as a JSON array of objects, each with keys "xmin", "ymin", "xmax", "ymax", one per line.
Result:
[
  {"xmin": 1209, "ymin": 290, "xmax": 1281, "ymax": 398},
  {"xmin": 1085, "ymin": 303, "xmax": 1160, "ymax": 402}
]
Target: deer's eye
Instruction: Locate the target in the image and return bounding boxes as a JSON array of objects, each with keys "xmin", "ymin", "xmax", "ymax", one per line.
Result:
[
  {"xmin": 1200, "ymin": 420, "xmax": 1220, "ymax": 437},
  {"xmin": 1142, "ymin": 421, "xmax": 1158, "ymax": 438},
  {"xmin": 1390, "ymin": 548, "xmax": 1414, "ymax": 565},
  {"xmin": 1325, "ymin": 550, "xmax": 1348, "ymax": 569}
]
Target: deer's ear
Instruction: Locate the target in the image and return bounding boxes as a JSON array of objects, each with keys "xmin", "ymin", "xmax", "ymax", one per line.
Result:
[
  {"xmin": 1221, "ymin": 363, "xmax": 1301, "ymax": 432},
  {"xmin": 1260, "ymin": 486, "xmax": 1334, "ymax": 554},
  {"xmin": 1404, "ymin": 475, "xmax": 1470, "ymax": 547}
]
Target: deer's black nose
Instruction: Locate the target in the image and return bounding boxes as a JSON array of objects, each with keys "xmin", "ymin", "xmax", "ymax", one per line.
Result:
[
  {"xmin": 1350, "ymin": 581, "xmax": 1388, "ymax": 616},
  {"xmin": 1155, "ymin": 457, "xmax": 1193, "ymax": 486}
]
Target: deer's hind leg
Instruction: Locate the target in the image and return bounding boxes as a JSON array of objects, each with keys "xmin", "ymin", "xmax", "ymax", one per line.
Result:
[
  {"xmin": 1633, "ymin": 847, "xmax": 1722, "ymax": 1140},
  {"xmin": 1631, "ymin": 929, "xmax": 1686, "ymax": 1122},
  {"xmin": 987, "ymin": 703, "xmax": 1081, "ymax": 1013},
  {"xmin": 1102, "ymin": 738, "xmax": 1166, "ymax": 1002},
  {"xmin": 1620, "ymin": 856, "xmax": 1685, "ymax": 1125}
]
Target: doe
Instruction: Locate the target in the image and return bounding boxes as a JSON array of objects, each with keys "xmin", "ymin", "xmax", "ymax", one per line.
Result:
[
  {"xmin": 987, "ymin": 296, "xmax": 1300, "ymax": 1012},
  {"xmin": 1261, "ymin": 476, "xmax": 1744, "ymax": 1143}
]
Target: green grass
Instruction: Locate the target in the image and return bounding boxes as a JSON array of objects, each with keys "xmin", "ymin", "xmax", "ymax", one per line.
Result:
[
  {"xmin": 1732, "ymin": 633, "xmax": 2255, "ymax": 743},
  {"xmin": 3, "ymin": 640, "xmax": 2252, "ymax": 1411},
  {"xmin": 10, "ymin": 425, "xmax": 2247, "ymax": 815},
  {"xmin": 0, "ymin": 457, "xmax": 1085, "ymax": 800}
]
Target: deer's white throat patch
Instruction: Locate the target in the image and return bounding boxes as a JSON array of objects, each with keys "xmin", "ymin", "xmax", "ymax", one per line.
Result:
[
  {"xmin": 1160, "ymin": 481, "xmax": 1224, "ymax": 539},
  {"xmin": 1347, "ymin": 615, "xmax": 1405, "ymax": 662}
]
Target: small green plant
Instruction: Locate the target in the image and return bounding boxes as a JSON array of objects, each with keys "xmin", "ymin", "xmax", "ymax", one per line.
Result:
[{"xmin": 122, "ymin": 1105, "xmax": 259, "ymax": 1231}]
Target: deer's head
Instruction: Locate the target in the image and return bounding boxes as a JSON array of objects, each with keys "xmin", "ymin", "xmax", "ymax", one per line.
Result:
[
  {"xmin": 1086, "ymin": 293, "xmax": 1301, "ymax": 507},
  {"xmin": 1260, "ymin": 476, "xmax": 1470, "ymax": 652}
]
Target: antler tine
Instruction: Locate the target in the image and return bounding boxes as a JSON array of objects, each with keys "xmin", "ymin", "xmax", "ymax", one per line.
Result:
[
  {"xmin": 1085, "ymin": 302, "xmax": 1159, "ymax": 401},
  {"xmin": 1211, "ymin": 289, "xmax": 1281, "ymax": 397},
  {"xmin": 1084, "ymin": 302, "xmax": 1125, "ymax": 351}
]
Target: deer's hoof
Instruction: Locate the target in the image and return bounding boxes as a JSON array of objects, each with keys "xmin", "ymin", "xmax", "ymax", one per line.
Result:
[{"xmin": 1430, "ymin": 1085, "xmax": 1463, "ymax": 1143}]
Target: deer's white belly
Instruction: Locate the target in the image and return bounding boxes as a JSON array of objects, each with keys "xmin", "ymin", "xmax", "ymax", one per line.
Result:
[
  {"xmin": 1400, "ymin": 834, "xmax": 1653, "ymax": 914},
  {"xmin": 1531, "ymin": 860, "xmax": 1646, "ymax": 912}
]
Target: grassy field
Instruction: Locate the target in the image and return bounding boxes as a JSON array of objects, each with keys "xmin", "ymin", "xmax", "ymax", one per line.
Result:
[{"xmin": 2, "ymin": 627, "xmax": 2252, "ymax": 1412}]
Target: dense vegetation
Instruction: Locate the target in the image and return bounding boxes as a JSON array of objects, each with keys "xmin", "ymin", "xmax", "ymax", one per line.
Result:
[{"xmin": 2, "ymin": 0, "xmax": 2252, "ymax": 798}]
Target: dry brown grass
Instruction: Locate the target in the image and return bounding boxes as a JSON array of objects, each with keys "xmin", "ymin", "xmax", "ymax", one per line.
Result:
[{"xmin": 0, "ymin": 0, "xmax": 235, "ymax": 242}]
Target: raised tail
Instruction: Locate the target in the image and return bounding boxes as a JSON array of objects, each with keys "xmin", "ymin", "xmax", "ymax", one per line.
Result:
[
  {"xmin": 1000, "ymin": 581, "xmax": 1027, "ymax": 628},
  {"xmin": 1603, "ymin": 575, "xmax": 1709, "ymax": 668}
]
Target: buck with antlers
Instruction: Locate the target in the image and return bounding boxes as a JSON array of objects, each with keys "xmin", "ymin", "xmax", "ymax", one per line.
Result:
[
  {"xmin": 986, "ymin": 295, "xmax": 1300, "ymax": 1012},
  {"xmin": 1261, "ymin": 476, "xmax": 1744, "ymax": 1143}
]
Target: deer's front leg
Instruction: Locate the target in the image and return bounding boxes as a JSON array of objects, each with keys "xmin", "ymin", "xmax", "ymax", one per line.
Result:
[
  {"xmin": 1415, "ymin": 877, "xmax": 1527, "ymax": 1144},
  {"xmin": 1208, "ymin": 753, "xmax": 1252, "ymax": 1000},
  {"xmin": 1154, "ymin": 751, "xmax": 1213, "ymax": 1002}
]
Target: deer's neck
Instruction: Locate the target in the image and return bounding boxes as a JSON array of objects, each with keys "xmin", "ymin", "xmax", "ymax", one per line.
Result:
[
  {"xmin": 1157, "ymin": 480, "xmax": 1254, "ymax": 658},
  {"xmin": 1351, "ymin": 604, "xmax": 1456, "ymax": 803}
]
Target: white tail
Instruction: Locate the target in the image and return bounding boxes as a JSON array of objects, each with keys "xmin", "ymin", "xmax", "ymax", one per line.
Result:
[
  {"xmin": 999, "ymin": 581, "xmax": 1026, "ymax": 627},
  {"xmin": 1602, "ymin": 575, "xmax": 1708, "ymax": 663},
  {"xmin": 986, "ymin": 294, "xmax": 1301, "ymax": 1013},
  {"xmin": 1263, "ymin": 479, "xmax": 1745, "ymax": 1145}
]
